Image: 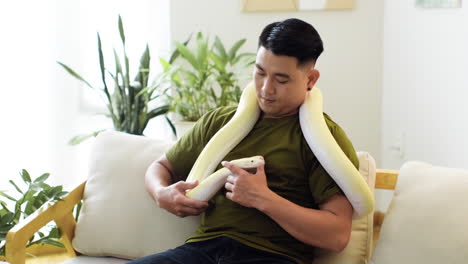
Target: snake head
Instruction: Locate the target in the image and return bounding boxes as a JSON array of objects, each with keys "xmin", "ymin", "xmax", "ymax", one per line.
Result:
[{"xmin": 229, "ymin": 156, "xmax": 265, "ymax": 169}]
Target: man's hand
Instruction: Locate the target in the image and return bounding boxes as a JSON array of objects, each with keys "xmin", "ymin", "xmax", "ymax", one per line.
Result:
[
  {"xmin": 155, "ymin": 180, "xmax": 209, "ymax": 218},
  {"xmin": 222, "ymin": 158, "xmax": 273, "ymax": 208}
]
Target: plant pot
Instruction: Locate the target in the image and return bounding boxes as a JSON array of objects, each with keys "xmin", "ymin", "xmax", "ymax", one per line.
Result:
[{"xmin": 173, "ymin": 121, "xmax": 196, "ymax": 139}]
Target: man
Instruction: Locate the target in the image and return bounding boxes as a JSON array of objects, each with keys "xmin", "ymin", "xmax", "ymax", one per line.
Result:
[{"xmin": 129, "ymin": 18, "xmax": 358, "ymax": 264}]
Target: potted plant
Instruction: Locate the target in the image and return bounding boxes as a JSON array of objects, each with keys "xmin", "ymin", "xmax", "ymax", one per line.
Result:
[
  {"xmin": 0, "ymin": 170, "xmax": 78, "ymax": 260},
  {"xmin": 161, "ymin": 32, "xmax": 255, "ymax": 137},
  {"xmin": 58, "ymin": 15, "xmax": 175, "ymax": 144}
]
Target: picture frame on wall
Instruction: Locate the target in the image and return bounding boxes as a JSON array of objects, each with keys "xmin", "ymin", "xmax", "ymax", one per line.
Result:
[{"xmin": 240, "ymin": 0, "xmax": 355, "ymax": 12}]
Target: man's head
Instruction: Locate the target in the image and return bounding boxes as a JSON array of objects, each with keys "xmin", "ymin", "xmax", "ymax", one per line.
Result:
[{"xmin": 254, "ymin": 18, "xmax": 323, "ymax": 118}]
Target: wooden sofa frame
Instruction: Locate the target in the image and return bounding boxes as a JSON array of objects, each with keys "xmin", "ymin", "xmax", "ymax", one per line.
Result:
[{"xmin": 5, "ymin": 169, "xmax": 399, "ymax": 264}]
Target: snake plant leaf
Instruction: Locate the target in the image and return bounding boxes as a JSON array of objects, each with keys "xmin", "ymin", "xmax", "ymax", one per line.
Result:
[
  {"xmin": 169, "ymin": 34, "xmax": 192, "ymax": 64},
  {"xmin": 97, "ymin": 33, "xmax": 110, "ymax": 97},
  {"xmin": 165, "ymin": 116, "xmax": 177, "ymax": 137},
  {"xmin": 118, "ymin": 15, "xmax": 125, "ymax": 45},
  {"xmin": 113, "ymin": 49, "xmax": 123, "ymax": 76},
  {"xmin": 21, "ymin": 169, "xmax": 31, "ymax": 183},
  {"xmin": 57, "ymin": 62, "xmax": 94, "ymax": 89},
  {"xmin": 175, "ymin": 42, "xmax": 199, "ymax": 71},
  {"xmin": 228, "ymin": 39, "xmax": 246, "ymax": 62},
  {"xmin": 148, "ymin": 105, "xmax": 170, "ymax": 119},
  {"xmin": 135, "ymin": 44, "xmax": 150, "ymax": 88},
  {"xmin": 213, "ymin": 36, "xmax": 228, "ymax": 61},
  {"xmin": 9, "ymin": 180, "xmax": 23, "ymax": 194}
]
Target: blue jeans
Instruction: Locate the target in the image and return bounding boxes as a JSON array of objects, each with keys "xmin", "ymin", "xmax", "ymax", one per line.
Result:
[{"xmin": 127, "ymin": 236, "xmax": 298, "ymax": 264}]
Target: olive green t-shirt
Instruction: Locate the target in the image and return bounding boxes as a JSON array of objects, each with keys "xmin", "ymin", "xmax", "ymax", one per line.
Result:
[{"xmin": 166, "ymin": 106, "xmax": 359, "ymax": 264}]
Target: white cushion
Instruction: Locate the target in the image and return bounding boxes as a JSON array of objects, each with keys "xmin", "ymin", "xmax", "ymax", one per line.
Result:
[
  {"xmin": 72, "ymin": 131, "xmax": 201, "ymax": 259},
  {"xmin": 313, "ymin": 151, "xmax": 376, "ymax": 264},
  {"xmin": 371, "ymin": 161, "xmax": 468, "ymax": 264},
  {"xmin": 60, "ymin": 256, "xmax": 128, "ymax": 264}
]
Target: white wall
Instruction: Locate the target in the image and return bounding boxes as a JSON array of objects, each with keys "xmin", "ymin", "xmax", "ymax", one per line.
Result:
[
  {"xmin": 169, "ymin": 0, "xmax": 383, "ymax": 164},
  {"xmin": 0, "ymin": 1, "xmax": 56, "ymax": 189},
  {"xmin": 382, "ymin": 1, "xmax": 468, "ymax": 170}
]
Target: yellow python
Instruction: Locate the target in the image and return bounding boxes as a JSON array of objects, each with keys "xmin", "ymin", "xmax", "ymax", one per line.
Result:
[{"xmin": 185, "ymin": 82, "xmax": 374, "ymax": 219}]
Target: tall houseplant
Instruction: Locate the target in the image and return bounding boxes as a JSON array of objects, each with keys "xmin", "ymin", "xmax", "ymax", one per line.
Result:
[
  {"xmin": 58, "ymin": 15, "xmax": 174, "ymax": 144},
  {"xmin": 162, "ymin": 33, "xmax": 255, "ymax": 123}
]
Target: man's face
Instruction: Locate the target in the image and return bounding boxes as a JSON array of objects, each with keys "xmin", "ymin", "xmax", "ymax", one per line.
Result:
[{"xmin": 253, "ymin": 47, "xmax": 319, "ymax": 119}]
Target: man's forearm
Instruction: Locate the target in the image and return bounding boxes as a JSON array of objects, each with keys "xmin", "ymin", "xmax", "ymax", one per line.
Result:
[
  {"xmin": 144, "ymin": 160, "xmax": 173, "ymax": 201},
  {"xmin": 257, "ymin": 191, "xmax": 352, "ymax": 252}
]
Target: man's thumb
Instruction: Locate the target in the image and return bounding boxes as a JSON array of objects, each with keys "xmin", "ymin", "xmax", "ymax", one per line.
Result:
[{"xmin": 179, "ymin": 180, "xmax": 199, "ymax": 190}]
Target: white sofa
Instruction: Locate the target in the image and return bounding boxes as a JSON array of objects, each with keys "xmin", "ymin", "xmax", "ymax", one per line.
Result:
[{"xmin": 5, "ymin": 131, "xmax": 468, "ymax": 264}]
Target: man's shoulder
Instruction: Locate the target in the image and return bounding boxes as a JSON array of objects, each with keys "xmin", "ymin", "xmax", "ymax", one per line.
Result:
[
  {"xmin": 322, "ymin": 112, "xmax": 359, "ymax": 168},
  {"xmin": 323, "ymin": 112, "xmax": 340, "ymax": 134},
  {"xmin": 200, "ymin": 106, "xmax": 237, "ymax": 125}
]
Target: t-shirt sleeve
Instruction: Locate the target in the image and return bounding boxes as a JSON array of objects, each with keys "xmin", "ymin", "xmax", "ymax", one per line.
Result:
[{"xmin": 308, "ymin": 123, "xmax": 359, "ymax": 205}]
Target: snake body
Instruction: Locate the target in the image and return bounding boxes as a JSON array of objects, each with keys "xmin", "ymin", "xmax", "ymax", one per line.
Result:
[
  {"xmin": 185, "ymin": 82, "xmax": 374, "ymax": 219},
  {"xmin": 186, "ymin": 156, "xmax": 265, "ymax": 201}
]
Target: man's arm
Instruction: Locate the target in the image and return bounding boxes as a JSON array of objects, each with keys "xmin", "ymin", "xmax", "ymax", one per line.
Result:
[
  {"xmin": 145, "ymin": 155, "xmax": 209, "ymax": 217},
  {"xmin": 223, "ymin": 161, "xmax": 353, "ymax": 252}
]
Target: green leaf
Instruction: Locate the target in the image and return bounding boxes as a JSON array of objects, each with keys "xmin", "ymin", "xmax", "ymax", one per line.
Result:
[
  {"xmin": 97, "ymin": 33, "xmax": 110, "ymax": 97},
  {"xmin": 41, "ymin": 238, "xmax": 65, "ymax": 248},
  {"xmin": 56, "ymin": 62, "xmax": 94, "ymax": 89},
  {"xmin": 165, "ymin": 116, "xmax": 177, "ymax": 137},
  {"xmin": 46, "ymin": 186, "xmax": 63, "ymax": 199},
  {"xmin": 228, "ymin": 38, "xmax": 246, "ymax": 61},
  {"xmin": 159, "ymin": 57, "xmax": 171, "ymax": 72},
  {"xmin": 232, "ymin": 52, "xmax": 256, "ymax": 65},
  {"xmin": 49, "ymin": 227, "xmax": 61, "ymax": 238},
  {"xmin": 0, "ymin": 201, "xmax": 10, "ymax": 212},
  {"xmin": 39, "ymin": 182, "xmax": 51, "ymax": 190},
  {"xmin": 135, "ymin": 44, "xmax": 151, "ymax": 88},
  {"xmin": 213, "ymin": 36, "xmax": 228, "ymax": 60},
  {"xmin": 118, "ymin": 15, "xmax": 125, "ymax": 45},
  {"xmin": 196, "ymin": 32, "xmax": 209, "ymax": 65},
  {"xmin": 74, "ymin": 201, "xmax": 82, "ymax": 222},
  {"xmin": 0, "ymin": 212, "xmax": 14, "ymax": 226},
  {"xmin": 169, "ymin": 34, "xmax": 192, "ymax": 63},
  {"xmin": 113, "ymin": 49, "xmax": 123, "ymax": 75},
  {"xmin": 68, "ymin": 130, "xmax": 105, "ymax": 145},
  {"xmin": 9, "ymin": 180, "xmax": 23, "ymax": 194},
  {"xmin": 21, "ymin": 169, "xmax": 32, "ymax": 183},
  {"xmin": 210, "ymin": 52, "xmax": 225, "ymax": 70},
  {"xmin": 33, "ymin": 173, "xmax": 50, "ymax": 183},
  {"xmin": 147, "ymin": 105, "xmax": 170, "ymax": 119},
  {"xmin": 175, "ymin": 42, "xmax": 199, "ymax": 71}
]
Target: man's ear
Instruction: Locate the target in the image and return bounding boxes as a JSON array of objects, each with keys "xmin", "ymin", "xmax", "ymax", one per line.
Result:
[{"xmin": 307, "ymin": 69, "xmax": 320, "ymax": 90}]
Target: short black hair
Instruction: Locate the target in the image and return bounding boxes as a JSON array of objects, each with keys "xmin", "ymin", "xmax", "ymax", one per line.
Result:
[{"xmin": 258, "ymin": 18, "xmax": 324, "ymax": 66}]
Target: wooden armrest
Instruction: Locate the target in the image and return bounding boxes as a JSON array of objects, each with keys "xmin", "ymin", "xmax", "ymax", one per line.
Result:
[
  {"xmin": 375, "ymin": 169, "xmax": 399, "ymax": 190},
  {"xmin": 5, "ymin": 181, "xmax": 86, "ymax": 264}
]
